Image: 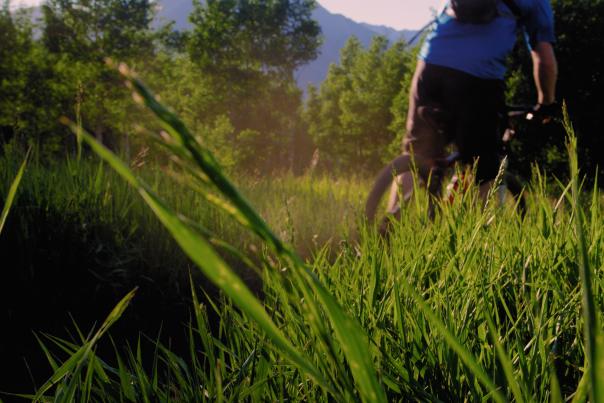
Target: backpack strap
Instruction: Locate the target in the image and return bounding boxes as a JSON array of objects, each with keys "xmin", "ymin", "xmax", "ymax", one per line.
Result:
[
  {"xmin": 501, "ymin": 0, "xmax": 523, "ymax": 19},
  {"xmin": 409, "ymin": 0, "xmax": 523, "ymax": 45}
]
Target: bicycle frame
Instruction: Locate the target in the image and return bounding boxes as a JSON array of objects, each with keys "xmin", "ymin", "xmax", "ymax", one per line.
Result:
[{"xmin": 365, "ymin": 105, "xmax": 535, "ymax": 229}]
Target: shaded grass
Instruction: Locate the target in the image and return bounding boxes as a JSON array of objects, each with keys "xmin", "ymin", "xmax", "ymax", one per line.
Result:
[
  {"xmin": 17, "ymin": 162, "xmax": 602, "ymax": 401},
  {"xmin": 0, "ymin": 149, "xmax": 366, "ymax": 396},
  {"xmin": 67, "ymin": 63, "xmax": 386, "ymax": 401},
  {"xmin": 3, "ymin": 149, "xmax": 603, "ymax": 400}
]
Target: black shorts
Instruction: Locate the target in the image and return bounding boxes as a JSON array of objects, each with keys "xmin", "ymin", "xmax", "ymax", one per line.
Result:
[{"xmin": 403, "ymin": 61, "xmax": 506, "ymax": 183}]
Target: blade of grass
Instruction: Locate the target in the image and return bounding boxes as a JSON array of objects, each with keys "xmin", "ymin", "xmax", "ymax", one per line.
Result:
[
  {"xmin": 33, "ymin": 288, "xmax": 137, "ymax": 401},
  {"xmin": 70, "ymin": 123, "xmax": 334, "ymax": 396},
  {"xmin": 0, "ymin": 149, "xmax": 30, "ymax": 235},
  {"xmin": 549, "ymin": 358, "xmax": 563, "ymax": 403},
  {"xmin": 398, "ymin": 280, "xmax": 506, "ymax": 403},
  {"xmin": 484, "ymin": 308, "xmax": 525, "ymax": 402},
  {"xmin": 571, "ymin": 369, "xmax": 589, "ymax": 403},
  {"xmin": 116, "ymin": 65, "xmax": 386, "ymax": 403},
  {"xmin": 564, "ymin": 104, "xmax": 602, "ymax": 402},
  {"xmin": 34, "ymin": 334, "xmax": 60, "ymax": 372}
]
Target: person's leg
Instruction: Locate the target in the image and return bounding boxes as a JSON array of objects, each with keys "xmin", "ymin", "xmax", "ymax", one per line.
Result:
[
  {"xmin": 446, "ymin": 72, "xmax": 505, "ymax": 205},
  {"xmin": 388, "ymin": 61, "xmax": 447, "ymax": 215},
  {"xmin": 478, "ymin": 179, "xmax": 496, "ymax": 203},
  {"xmin": 386, "ymin": 172, "xmax": 416, "ymax": 213}
]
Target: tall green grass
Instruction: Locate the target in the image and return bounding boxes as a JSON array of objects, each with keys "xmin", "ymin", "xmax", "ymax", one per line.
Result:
[
  {"xmin": 56, "ymin": 62, "xmax": 386, "ymax": 402},
  {"xmin": 15, "ymin": 68, "xmax": 603, "ymax": 401},
  {"xmin": 563, "ymin": 107, "xmax": 604, "ymax": 402},
  {"xmin": 0, "ymin": 149, "xmax": 29, "ymax": 235}
]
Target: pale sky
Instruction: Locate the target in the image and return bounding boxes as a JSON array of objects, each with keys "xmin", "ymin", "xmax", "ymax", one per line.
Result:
[
  {"xmin": 13, "ymin": 0, "xmax": 443, "ymax": 30},
  {"xmin": 320, "ymin": 0, "xmax": 444, "ymax": 29}
]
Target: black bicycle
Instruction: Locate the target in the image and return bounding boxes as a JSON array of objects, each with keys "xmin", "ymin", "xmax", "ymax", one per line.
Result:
[{"xmin": 365, "ymin": 105, "xmax": 537, "ymax": 227}]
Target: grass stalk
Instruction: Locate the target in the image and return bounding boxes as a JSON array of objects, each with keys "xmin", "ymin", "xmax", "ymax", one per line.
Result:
[
  {"xmin": 0, "ymin": 149, "xmax": 29, "ymax": 235},
  {"xmin": 563, "ymin": 105, "xmax": 602, "ymax": 402}
]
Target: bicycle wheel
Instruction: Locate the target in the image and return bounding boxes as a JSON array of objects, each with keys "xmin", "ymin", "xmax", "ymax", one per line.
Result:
[{"xmin": 365, "ymin": 155, "xmax": 413, "ymax": 222}]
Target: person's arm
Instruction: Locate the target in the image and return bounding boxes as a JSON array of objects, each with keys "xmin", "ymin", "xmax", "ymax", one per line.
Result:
[{"xmin": 531, "ymin": 41, "xmax": 558, "ymax": 105}]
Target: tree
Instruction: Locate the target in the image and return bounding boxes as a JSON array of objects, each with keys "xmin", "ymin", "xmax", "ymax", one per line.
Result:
[
  {"xmin": 188, "ymin": 0, "xmax": 321, "ymax": 80},
  {"xmin": 186, "ymin": 0, "xmax": 322, "ymax": 173},
  {"xmin": 550, "ymin": 0, "xmax": 604, "ymax": 181},
  {"xmin": 41, "ymin": 0, "xmax": 159, "ymax": 151},
  {"xmin": 0, "ymin": 2, "xmax": 30, "ymax": 143},
  {"xmin": 42, "ymin": 0, "xmax": 156, "ymax": 60},
  {"xmin": 506, "ymin": 0, "xmax": 604, "ymax": 183},
  {"xmin": 304, "ymin": 36, "xmax": 414, "ymax": 173},
  {"xmin": 0, "ymin": 2, "xmax": 63, "ymax": 155},
  {"xmin": 304, "ymin": 37, "xmax": 360, "ymax": 171}
]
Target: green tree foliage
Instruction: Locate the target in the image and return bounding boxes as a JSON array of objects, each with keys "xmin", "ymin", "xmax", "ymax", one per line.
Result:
[
  {"xmin": 43, "ymin": 0, "xmax": 155, "ymax": 60},
  {"xmin": 185, "ymin": 0, "xmax": 322, "ymax": 173},
  {"xmin": 188, "ymin": 0, "xmax": 321, "ymax": 79},
  {"xmin": 0, "ymin": 3, "xmax": 61, "ymax": 154},
  {"xmin": 40, "ymin": 0, "xmax": 158, "ymax": 151},
  {"xmin": 1, "ymin": 0, "xmax": 322, "ymax": 173},
  {"xmin": 552, "ymin": 0, "xmax": 604, "ymax": 179},
  {"xmin": 304, "ymin": 36, "xmax": 413, "ymax": 172},
  {"xmin": 0, "ymin": 4, "xmax": 33, "ymax": 139}
]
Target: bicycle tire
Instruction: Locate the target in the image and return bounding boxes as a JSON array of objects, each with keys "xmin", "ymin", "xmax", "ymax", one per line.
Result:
[{"xmin": 365, "ymin": 155, "xmax": 412, "ymax": 221}]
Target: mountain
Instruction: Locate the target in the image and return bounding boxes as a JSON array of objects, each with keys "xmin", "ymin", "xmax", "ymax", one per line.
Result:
[
  {"xmin": 154, "ymin": 1, "xmax": 417, "ymax": 90},
  {"xmin": 297, "ymin": 5, "xmax": 417, "ymax": 90}
]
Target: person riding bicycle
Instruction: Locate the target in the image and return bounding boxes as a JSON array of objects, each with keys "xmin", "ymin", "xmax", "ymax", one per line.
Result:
[{"xmin": 389, "ymin": 0, "xmax": 558, "ymax": 214}]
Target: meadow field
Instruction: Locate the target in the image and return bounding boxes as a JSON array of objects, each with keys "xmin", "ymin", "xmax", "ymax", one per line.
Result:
[
  {"xmin": 3, "ymin": 0, "xmax": 604, "ymax": 400},
  {"xmin": 1, "ymin": 72, "xmax": 603, "ymax": 402}
]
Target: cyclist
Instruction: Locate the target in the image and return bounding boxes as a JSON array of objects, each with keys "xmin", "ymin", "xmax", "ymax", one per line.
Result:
[{"xmin": 387, "ymin": 0, "xmax": 558, "ymax": 216}]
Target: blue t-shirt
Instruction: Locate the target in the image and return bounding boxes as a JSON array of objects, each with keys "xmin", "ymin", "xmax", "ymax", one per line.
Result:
[{"xmin": 419, "ymin": 0, "xmax": 556, "ymax": 80}]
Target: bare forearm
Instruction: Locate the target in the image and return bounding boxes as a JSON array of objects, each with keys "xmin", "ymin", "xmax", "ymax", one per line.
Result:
[{"xmin": 531, "ymin": 42, "xmax": 558, "ymax": 104}]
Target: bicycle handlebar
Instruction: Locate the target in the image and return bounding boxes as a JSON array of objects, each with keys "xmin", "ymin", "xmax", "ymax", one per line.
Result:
[
  {"xmin": 507, "ymin": 103, "xmax": 562, "ymax": 122},
  {"xmin": 419, "ymin": 105, "xmax": 541, "ymax": 130},
  {"xmin": 505, "ymin": 105, "xmax": 536, "ymax": 120},
  {"xmin": 436, "ymin": 105, "xmax": 550, "ymax": 168}
]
